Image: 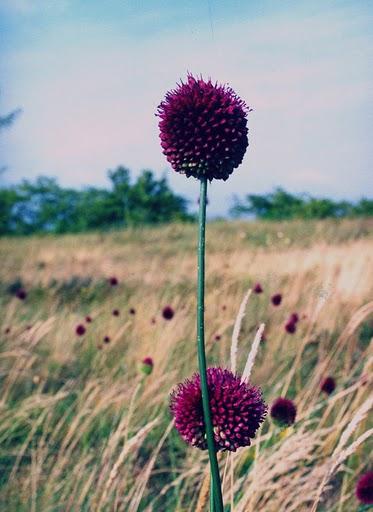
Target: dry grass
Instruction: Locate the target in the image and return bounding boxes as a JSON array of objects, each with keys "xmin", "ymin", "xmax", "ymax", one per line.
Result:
[{"xmin": 0, "ymin": 218, "xmax": 372, "ymax": 511}]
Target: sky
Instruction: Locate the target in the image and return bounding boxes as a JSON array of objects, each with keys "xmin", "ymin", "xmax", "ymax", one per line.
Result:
[{"xmin": 0, "ymin": 0, "xmax": 372, "ymax": 216}]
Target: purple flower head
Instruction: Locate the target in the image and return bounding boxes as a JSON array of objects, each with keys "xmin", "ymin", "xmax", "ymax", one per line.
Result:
[
  {"xmin": 112, "ymin": 309, "xmax": 120, "ymax": 317},
  {"xmin": 157, "ymin": 74, "xmax": 250, "ymax": 181},
  {"xmin": 285, "ymin": 320, "xmax": 297, "ymax": 334},
  {"xmin": 162, "ymin": 305, "xmax": 175, "ymax": 320},
  {"xmin": 320, "ymin": 376, "xmax": 336, "ymax": 395},
  {"xmin": 103, "ymin": 336, "xmax": 111, "ymax": 344},
  {"xmin": 356, "ymin": 471, "xmax": 373, "ymax": 504},
  {"xmin": 75, "ymin": 324, "xmax": 86, "ymax": 336},
  {"xmin": 170, "ymin": 367, "xmax": 267, "ymax": 452},
  {"xmin": 253, "ymin": 283, "xmax": 263, "ymax": 294},
  {"xmin": 140, "ymin": 356, "xmax": 154, "ymax": 375},
  {"xmin": 270, "ymin": 397, "xmax": 296, "ymax": 427},
  {"xmin": 214, "ymin": 334, "xmax": 221, "ymax": 341},
  {"xmin": 289, "ymin": 312, "xmax": 299, "ymax": 323},
  {"xmin": 109, "ymin": 277, "xmax": 118, "ymax": 286},
  {"xmin": 271, "ymin": 293, "xmax": 282, "ymax": 306},
  {"xmin": 85, "ymin": 315, "xmax": 92, "ymax": 323},
  {"xmin": 16, "ymin": 288, "xmax": 27, "ymax": 300},
  {"xmin": 129, "ymin": 307, "xmax": 136, "ymax": 315}
]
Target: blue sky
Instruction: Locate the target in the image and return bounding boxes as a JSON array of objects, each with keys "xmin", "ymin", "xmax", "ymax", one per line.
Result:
[{"xmin": 0, "ymin": 0, "xmax": 372, "ymax": 216}]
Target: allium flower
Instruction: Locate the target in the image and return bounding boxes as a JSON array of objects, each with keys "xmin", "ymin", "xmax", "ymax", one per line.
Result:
[
  {"xmin": 270, "ymin": 397, "xmax": 296, "ymax": 427},
  {"xmin": 76, "ymin": 324, "xmax": 86, "ymax": 336},
  {"xmin": 285, "ymin": 321, "xmax": 296, "ymax": 334},
  {"xmin": 162, "ymin": 305, "xmax": 174, "ymax": 320},
  {"xmin": 289, "ymin": 312, "xmax": 299, "ymax": 323},
  {"xmin": 214, "ymin": 334, "xmax": 221, "ymax": 341},
  {"xmin": 157, "ymin": 74, "xmax": 250, "ymax": 181},
  {"xmin": 271, "ymin": 293, "xmax": 282, "ymax": 306},
  {"xmin": 85, "ymin": 315, "xmax": 92, "ymax": 323},
  {"xmin": 356, "ymin": 471, "xmax": 373, "ymax": 504},
  {"xmin": 16, "ymin": 288, "xmax": 27, "ymax": 300},
  {"xmin": 140, "ymin": 357, "xmax": 154, "ymax": 375},
  {"xmin": 170, "ymin": 367, "xmax": 267, "ymax": 452},
  {"xmin": 109, "ymin": 277, "xmax": 118, "ymax": 286},
  {"xmin": 103, "ymin": 336, "xmax": 110, "ymax": 344},
  {"xmin": 112, "ymin": 309, "xmax": 120, "ymax": 317},
  {"xmin": 320, "ymin": 376, "xmax": 336, "ymax": 395},
  {"xmin": 129, "ymin": 307, "xmax": 136, "ymax": 315},
  {"xmin": 253, "ymin": 283, "xmax": 263, "ymax": 294}
]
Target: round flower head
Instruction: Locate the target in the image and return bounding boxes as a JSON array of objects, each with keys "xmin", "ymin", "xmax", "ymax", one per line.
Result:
[
  {"xmin": 271, "ymin": 293, "xmax": 282, "ymax": 306},
  {"xmin": 162, "ymin": 305, "xmax": 175, "ymax": 320},
  {"xmin": 103, "ymin": 336, "xmax": 110, "ymax": 344},
  {"xmin": 270, "ymin": 397, "xmax": 296, "ymax": 427},
  {"xmin": 157, "ymin": 74, "xmax": 250, "ymax": 181},
  {"xmin": 75, "ymin": 324, "xmax": 86, "ymax": 336},
  {"xmin": 356, "ymin": 471, "xmax": 373, "ymax": 504},
  {"xmin": 112, "ymin": 309, "xmax": 120, "ymax": 317},
  {"xmin": 109, "ymin": 276, "xmax": 118, "ymax": 286},
  {"xmin": 320, "ymin": 376, "xmax": 336, "ymax": 395},
  {"xmin": 285, "ymin": 320, "xmax": 296, "ymax": 334},
  {"xmin": 16, "ymin": 288, "xmax": 27, "ymax": 300},
  {"xmin": 170, "ymin": 367, "xmax": 267, "ymax": 452},
  {"xmin": 85, "ymin": 315, "xmax": 92, "ymax": 323},
  {"xmin": 129, "ymin": 307, "xmax": 136, "ymax": 315},
  {"xmin": 253, "ymin": 283, "xmax": 263, "ymax": 294},
  {"xmin": 140, "ymin": 357, "xmax": 154, "ymax": 375},
  {"xmin": 289, "ymin": 312, "xmax": 299, "ymax": 323}
]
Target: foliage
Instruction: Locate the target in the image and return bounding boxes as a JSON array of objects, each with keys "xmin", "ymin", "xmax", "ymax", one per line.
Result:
[
  {"xmin": 0, "ymin": 167, "xmax": 193, "ymax": 235},
  {"xmin": 230, "ymin": 187, "xmax": 373, "ymax": 220}
]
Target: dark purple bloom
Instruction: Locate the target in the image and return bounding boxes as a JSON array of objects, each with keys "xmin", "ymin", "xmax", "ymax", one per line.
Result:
[
  {"xmin": 170, "ymin": 367, "xmax": 267, "ymax": 452},
  {"xmin": 214, "ymin": 334, "xmax": 221, "ymax": 341},
  {"xmin": 109, "ymin": 277, "xmax": 118, "ymax": 286},
  {"xmin": 285, "ymin": 321, "xmax": 297, "ymax": 334},
  {"xmin": 85, "ymin": 316, "xmax": 92, "ymax": 323},
  {"xmin": 162, "ymin": 305, "xmax": 174, "ymax": 320},
  {"xmin": 76, "ymin": 324, "xmax": 86, "ymax": 336},
  {"xmin": 129, "ymin": 307, "xmax": 136, "ymax": 315},
  {"xmin": 271, "ymin": 293, "xmax": 282, "ymax": 306},
  {"xmin": 16, "ymin": 288, "xmax": 27, "ymax": 300},
  {"xmin": 112, "ymin": 309, "xmax": 120, "ymax": 317},
  {"xmin": 141, "ymin": 357, "xmax": 154, "ymax": 375},
  {"xmin": 270, "ymin": 397, "xmax": 296, "ymax": 427},
  {"xmin": 289, "ymin": 312, "xmax": 299, "ymax": 323},
  {"xmin": 356, "ymin": 471, "xmax": 373, "ymax": 504},
  {"xmin": 103, "ymin": 336, "xmax": 111, "ymax": 344},
  {"xmin": 253, "ymin": 283, "xmax": 263, "ymax": 294},
  {"xmin": 320, "ymin": 376, "xmax": 336, "ymax": 395},
  {"xmin": 157, "ymin": 74, "xmax": 250, "ymax": 181}
]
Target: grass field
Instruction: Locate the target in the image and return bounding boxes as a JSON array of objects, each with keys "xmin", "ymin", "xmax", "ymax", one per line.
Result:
[{"xmin": 0, "ymin": 218, "xmax": 372, "ymax": 511}]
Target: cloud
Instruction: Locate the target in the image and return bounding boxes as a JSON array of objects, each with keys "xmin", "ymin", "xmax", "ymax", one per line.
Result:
[{"xmin": 0, "ymin": 1, "xmax": 372, "ymax": 214}]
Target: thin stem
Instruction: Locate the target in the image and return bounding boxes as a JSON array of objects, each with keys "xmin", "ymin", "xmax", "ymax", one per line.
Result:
[{"xmin": 197, "ymin": 177, "xmax": 224, "ymax": 512}]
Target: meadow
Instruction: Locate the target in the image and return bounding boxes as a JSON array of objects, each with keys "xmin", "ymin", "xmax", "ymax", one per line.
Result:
[{"xmin": 0, "ymin": 217, "xmax": 372, "ymax": 511}]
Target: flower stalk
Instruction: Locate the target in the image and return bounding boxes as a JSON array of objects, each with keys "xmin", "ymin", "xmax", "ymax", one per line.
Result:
[{"xmin": 197, "ymin": 177, "xmax": 224, "ymax": 512}]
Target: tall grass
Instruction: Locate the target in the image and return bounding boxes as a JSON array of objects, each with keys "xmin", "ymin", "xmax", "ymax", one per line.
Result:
[{"xmin": 0, "ymin": 218, "xmax": 372, "ymax": 511}]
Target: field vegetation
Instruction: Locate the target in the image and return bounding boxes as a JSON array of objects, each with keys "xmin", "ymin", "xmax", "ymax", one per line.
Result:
[{"xmin": 0, "ymin": 217, "xmax": 372, "ymax": 511}]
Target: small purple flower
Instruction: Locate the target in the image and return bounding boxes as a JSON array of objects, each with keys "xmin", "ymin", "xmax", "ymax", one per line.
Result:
[
  {"xmin": 162, "ymin": 305, "xmax": 175, "ymax": 320},
  {"xmin": 320, "ymin": 376, "xmax": 336, "ymax": 395},
  {"xmin": 85, "ymin": 315, "xmax": 92, "ymax": 323},
  {"xmin": 214, "ymin": 334, "xmax": 221, "ymax": 341},
  {"xmin": 271, "ymin": 293, "xmax": 282, "ymax": 306},
  {"xmin": 129, "ymin": 307, "xmax": 136, "ymax": 315},
  {"xmin": 109, "ymin": 277, "xmax": 118, "ymax": 286},
  {"xmin": 170, "ymin": 367, "xmax": 267, "ymax": 452},
  {"xmin": 285, "ymin": 320, "xmax": 297, "ymax": 334},
  {"xmin": 157, "ymin": 74, "xmax": 250, "ymax": 181},
  {"xmin": 253, "ymin": 283, "xmax": 263, "ymax": 294},
  {"xmin": 76, "ymin": 324, "xmax": 86, "ymax": 336},
  {"xmin": 112, "ymin": 309, "xmax": 120, "ymax": 317},
  {"xmin": 141, "ymin": 357, "xmax": 154, "ymax": 375},
  {"xmin": 270, "ymin": 397, "xmax": 296, "ymax": 427},
  {"xmin": 16, "ymin": 288, "xmax": 27, "ymax": 300},
  {"xmin": 356, "ymin": 471, "xmax": 373, "ymax": 504},
  {"xmin": 103, "ymin": 336, "xmax": 111, "ymax": 344},
  {"xmin": 289, "ymin": 312, "xmax": 299, "ymax": 323}
]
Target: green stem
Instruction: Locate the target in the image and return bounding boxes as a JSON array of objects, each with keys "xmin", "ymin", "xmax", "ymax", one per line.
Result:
[{"xmin": 197, "ymin": 177, "xmax": 224, "ymax": 512}]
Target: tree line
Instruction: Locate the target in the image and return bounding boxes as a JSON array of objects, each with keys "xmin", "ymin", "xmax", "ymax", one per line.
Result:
[
  {"xmin": 230, "ymin": 188, "xmax": 373, "ymax": 220},
  {"xmin": 0, "ymin": 167, "xmax": 193, "ymax": 235}
]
